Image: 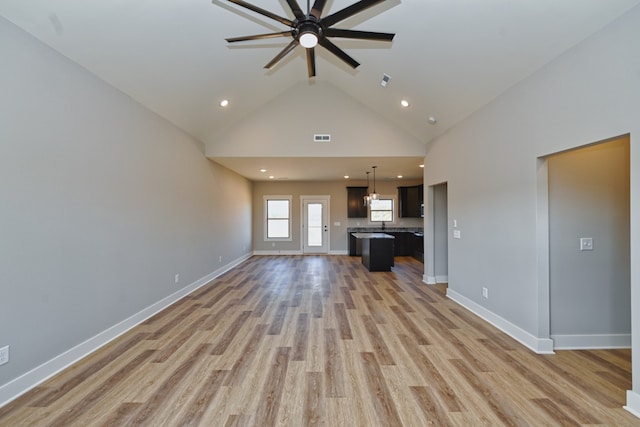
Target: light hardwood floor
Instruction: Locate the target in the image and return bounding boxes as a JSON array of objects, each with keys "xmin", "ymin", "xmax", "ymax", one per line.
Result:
[{"xmin": 0, "ymin": 255, "xmax": 637, "ymax": 426}]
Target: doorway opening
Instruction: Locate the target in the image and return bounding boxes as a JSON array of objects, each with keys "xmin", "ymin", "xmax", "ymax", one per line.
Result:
[
  {"xmin": 426, "ymin": 182, "xmax": 449, "ymax": 286},
  {"xmin": 538, "ymin": 134, "xmax": 630, "ymax": 350}
]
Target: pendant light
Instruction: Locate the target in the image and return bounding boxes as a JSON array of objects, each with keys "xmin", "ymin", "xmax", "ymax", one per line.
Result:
[
  {"xmin": 363, "ymin": 171, "xmax": 371, "ymax": 206},
  {"xmin": 369, "ymin": 166, "xmax": 379, "ymax": 201}
]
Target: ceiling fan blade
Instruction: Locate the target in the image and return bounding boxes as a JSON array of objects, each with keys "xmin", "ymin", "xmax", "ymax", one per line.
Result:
[
  {"xmin": 285, "ymin": 0, "xmax": 305, "ymax": 20},
  {"xmin": 324, "ymin": 28, "xmax": 394, "ymax": 41},
  {"xmin": 309, "ymin": 0, "xmax": 329, "ymax": 19},
  {"xmin": 226, "ymin": 31, "xmax": 292, "ymax": 43},
  {"xmin": 306, "ymin": 48, "xmax": 316, "ymax": 77},
  {"xmin": 318, "ymin": 37, "xmax": 360, "ymax": 69},
  {"xmin": 264, "ymin": 39, "xmax": 299, "ymax": 70},
  {"xmin": 321, "ymin": 0, "xmax": 385, "ymax": 27},
  {"xmin": 226, "ymin": 0, "xmax": 293, "ymax": 27}
]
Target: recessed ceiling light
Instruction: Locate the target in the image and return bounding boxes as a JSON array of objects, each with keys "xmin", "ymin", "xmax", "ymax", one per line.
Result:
[
  {"xmin": 419, "ymin": 164, "xmax": 424, "ymax": 168},
  {"xmin": 260, "ymin": 168, "xmax": 267, "ymax": 173},
  {"xmin": 220, "ymin": 99, "xmax": 229, "ymax": 107},
  {"xmin": 268, "ymin": 175, "xmax": 275, "ymax": 179},
  {"xmin": 401, "ymin": 100, "xmax": 410, "ymax": 108},
  {"xmin": 397, "ymin": 175, "xmax": 403, "ymax": 179},
  {"xmin": 344, "ymin": 175, "xmax": 350, "ymax": 179}
]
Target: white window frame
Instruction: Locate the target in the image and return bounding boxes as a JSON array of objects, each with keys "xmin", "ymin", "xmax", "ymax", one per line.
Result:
[
  {"xmin": 368, "ymin": 195, "xmax": 397, "ymax": 225},
  {"xmin": 264, "ymin": 195, "xmax": 293, "ymax": 241}
]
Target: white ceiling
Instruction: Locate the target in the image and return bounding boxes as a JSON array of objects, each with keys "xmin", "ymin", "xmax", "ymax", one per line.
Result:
[
  {"xmin": 2, "ymin": 0, "xmax": 639, "ymax": 181},
  {"xmin": 214, "ymin": 156, "xmax": 425, "ymax": 181}
]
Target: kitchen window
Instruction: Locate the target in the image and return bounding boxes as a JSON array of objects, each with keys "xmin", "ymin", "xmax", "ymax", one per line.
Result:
[
  {"xmin": 369, "ymin": 197, "xmax": 395, "ymax": 224},
  {"xmin": 264, "ymin": 196, "xmax": 292, "ymax": 240}
]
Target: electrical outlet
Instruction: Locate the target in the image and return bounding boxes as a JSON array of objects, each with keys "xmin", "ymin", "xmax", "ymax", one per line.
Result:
[
  {"xmin": 0, "ymin": 346, "xmax": 9, "ymax": 366},
  {"xmin": 580, "ymin": 237, "xmax": 593, "ymax": 251},
  {"xmin": 175, "ymin": 274, "xmax": 180, "ymax": 284},
  {"xmin": 482, "ymin": 287, "xmax": 489, "ymax": 299},
  {"xmin": 218, "ymin": 255, "xmax": 222, "ymax": 262}
]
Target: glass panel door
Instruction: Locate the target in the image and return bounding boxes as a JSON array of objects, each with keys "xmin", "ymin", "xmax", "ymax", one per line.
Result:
[{"xmin": 303, "ymin": 198, "xmax": 329, "ymax": 254}]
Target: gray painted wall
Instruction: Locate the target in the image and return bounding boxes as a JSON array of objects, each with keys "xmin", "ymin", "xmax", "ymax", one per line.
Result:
[
  {"xmin": 423, "ymin": 4, "xmax": 640, "ymax": 407},
  {"xmin": 548, "ymin": 137, "xmax": 630, "ymax": 338},
  {"xmin": 0, "ymin": 19, "xmax": 252, "ymax": 390}
]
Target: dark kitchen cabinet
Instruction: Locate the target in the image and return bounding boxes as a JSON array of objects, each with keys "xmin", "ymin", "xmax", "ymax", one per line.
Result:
[
  {"xmin": 386, "ymin": 232, "xmax": 411, "ymax": 256},
  {"xmin": 347, "ymin": 187, "xmax": 368, "ymax": 218},
  {"xmin": 398, "ymin": 184, "xmax": 423, "ymax": 218},
  {"xmin": 411, "ymin": 232, "xmax": 424, "ymax": 262}
]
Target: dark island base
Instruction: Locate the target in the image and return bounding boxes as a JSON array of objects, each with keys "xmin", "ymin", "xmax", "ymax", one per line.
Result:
[{"xmin": 352, "ymin": 233, "xmax": 395, "ymax": 272}]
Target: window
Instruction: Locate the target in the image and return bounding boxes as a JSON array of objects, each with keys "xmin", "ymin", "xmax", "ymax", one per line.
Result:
[
  {"xmin": 264, "ymin": 196, "xmax": 292, "ymax": 240},
  {"xmin": 369, "ymin": 197, "xmax": 395, "ymax": 223}
]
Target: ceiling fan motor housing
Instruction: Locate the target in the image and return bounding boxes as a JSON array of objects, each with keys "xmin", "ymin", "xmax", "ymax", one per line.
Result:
[{"xmin": 295, "ymin": 19, "xmax": 323, "ymax": 42}]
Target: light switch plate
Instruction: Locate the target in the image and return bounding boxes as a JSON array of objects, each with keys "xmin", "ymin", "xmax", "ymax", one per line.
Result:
[
  {"xmin": 580, "ymin": 237, "xmax": 593, "ymax": 251},
  {"xmin": 0, "ymin": 346, "xmax": 9, "ymax": 366}
]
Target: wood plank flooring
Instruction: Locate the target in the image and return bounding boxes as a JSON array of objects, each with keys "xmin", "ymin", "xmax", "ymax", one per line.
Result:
[{"xmin": 0, "ymin": 255, "xmax": 637, "ymax": 426}]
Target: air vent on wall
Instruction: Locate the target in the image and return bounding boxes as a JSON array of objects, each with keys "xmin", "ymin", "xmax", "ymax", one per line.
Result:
[{"xmin": 314, "ymin": 134, "xmax": 331, "ymax": 142}]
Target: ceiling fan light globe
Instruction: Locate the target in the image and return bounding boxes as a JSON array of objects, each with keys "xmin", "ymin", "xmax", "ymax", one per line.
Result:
[{"xmin": 300, "ymin": 32, "xmax": 318, "ymax": 48}]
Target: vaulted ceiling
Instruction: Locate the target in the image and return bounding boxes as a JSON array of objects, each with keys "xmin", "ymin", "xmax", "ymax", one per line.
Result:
[{"xmin": 2, "ymin": 0, "xmax": 638, "ymax": 181}]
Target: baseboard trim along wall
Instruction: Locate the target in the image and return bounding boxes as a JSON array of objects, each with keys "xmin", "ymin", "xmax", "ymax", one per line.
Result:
[
  {"xmin": 0, "ymin": 253, "xmax": 252, "ymax": 408},
  {"xmin": 253, "ymin": 250, "xmax": 303, "ymax": 256},
  {"xmin": 446, "ymin": 289, "xmax": 555, "ymax": 354},
  {"xmin": 551, "ymin": 333, "xmax": 631, "ymax": 350},
  {"xmin": 329, "ymin": 250, "xmax": 349, "ymax": 255},
  {"xmin": 625, "ymin": 390, "xmax": 640, "ymax": 419},
  {"xmin": 424, "ymin": 276, "xmax": 448, "ymax": 285},
  {"xmin": 252, "ymin": 251, "xmax": 349, "ymax": 256}
]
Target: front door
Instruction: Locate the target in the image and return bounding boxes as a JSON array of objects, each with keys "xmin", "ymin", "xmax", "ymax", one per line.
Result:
[{"xmin": 302, "ymin": 197, "xmax": 329, "ymax": 254}]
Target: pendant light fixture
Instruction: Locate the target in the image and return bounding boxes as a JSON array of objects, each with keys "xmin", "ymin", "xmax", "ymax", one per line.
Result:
[
  {"xmin": 363, "ymin": 171, "xmax": 371, "ymax": 206},
  {"xmin": 370, "ymin": 166, "xmax": 380, "ymax": 201}
]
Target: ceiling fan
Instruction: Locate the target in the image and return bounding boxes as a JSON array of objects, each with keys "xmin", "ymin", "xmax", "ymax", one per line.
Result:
[{"xmin": 221, "ymin": 0, "xmax": 395, "ymax": 77}]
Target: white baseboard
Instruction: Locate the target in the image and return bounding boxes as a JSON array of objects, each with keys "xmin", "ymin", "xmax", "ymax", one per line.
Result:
[
  {"xmin": 446, "ymin": 289, "xmax": 555, "ymax": 354},
  {"xmin": 551, "ymin": 333, "xmax": 631, "ymax": 350},
  {"xmin": 425, "ymin": 275, "xmax": 436, "ymax": 284},
  {"xmin": 253, "ymin": 250, "xmax": 303, "ymax": 256},
  {"xmin": 625, "ymin": 390, "xmax": 640, "ymax": 420},
  {"xmin": 329, "ymin": 250, "xmax": 349, "ymax": 255},
  {"xmin": 435, "ymin": 275, "xmax": 448, "ymax": 283},
  {"xmin": 0, "ymin": 253, "xmax": 252, "ymax": 408},
  {"xmin": 252, "ymin": 250, "xmax": 348, "ymax": 256}
]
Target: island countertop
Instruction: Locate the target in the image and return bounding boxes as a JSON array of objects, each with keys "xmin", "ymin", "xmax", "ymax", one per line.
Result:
[
  {"xmin": 347, "ymin": 227, "xmax": 423, "ymax": 233},
  {"xmin": 351, "ymin": 232, "xmax": 395, "ymax": 239}
]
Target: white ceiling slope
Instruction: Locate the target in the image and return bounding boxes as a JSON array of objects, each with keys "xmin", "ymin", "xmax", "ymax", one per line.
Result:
[
  {"xmin": 208, "ymin": 80, "xmax": 427, "ymax": 180},
  {"xmin": 2, "ymin": 0, "xmax": 639, "ymax": 181}
]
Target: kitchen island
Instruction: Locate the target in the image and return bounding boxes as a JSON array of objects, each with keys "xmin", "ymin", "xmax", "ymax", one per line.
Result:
[
  {"xmin": 348, "ymin": 227, "xmax": 423, "ymax": 263},
  {"xmin": 351, "ymin": 232, "xmax": 395, "ymax": 272}
]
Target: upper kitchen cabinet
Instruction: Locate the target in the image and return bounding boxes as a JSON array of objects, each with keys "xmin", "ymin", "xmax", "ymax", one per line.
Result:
[
  {"xmin": 347, "ymin": 187, "xmax": 368, "ymax": 218},
  {"xmin": 398, "ymin": 184, "xmax": 423, "ymax": 218}
]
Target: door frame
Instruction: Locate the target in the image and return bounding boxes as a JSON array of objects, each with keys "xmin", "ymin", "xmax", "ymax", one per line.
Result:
[
  {"xmin": 300, "ymin": 195, "xmax": 330, "ymax": 254},
  {"xmin": 425, "ymin": 182, "xmax": 449, "ymax": 285}
]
